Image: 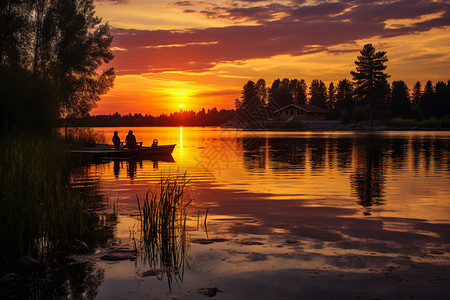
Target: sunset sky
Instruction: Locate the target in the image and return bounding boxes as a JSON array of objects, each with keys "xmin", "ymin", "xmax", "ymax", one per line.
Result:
[{"xmin": 92, "ymin": 0, "xmax": 450, "ymax": 115}]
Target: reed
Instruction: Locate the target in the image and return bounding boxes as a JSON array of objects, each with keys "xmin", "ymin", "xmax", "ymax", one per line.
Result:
[
  {"xmin": 136, "ymin": 171, "xmax": 192, "ymax": 287},
  {"xmin": 0, "ymin": 133, "xmax": 89, "ymax": 270},
  {"xmin": 55, "ymin": 127, "xmax": 106, "ymax": 145}
]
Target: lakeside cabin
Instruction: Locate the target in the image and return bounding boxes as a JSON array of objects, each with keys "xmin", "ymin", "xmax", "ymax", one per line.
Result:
[{"xmin": 273, "ymin": 104, "xmax": 329, "ymax": 121}]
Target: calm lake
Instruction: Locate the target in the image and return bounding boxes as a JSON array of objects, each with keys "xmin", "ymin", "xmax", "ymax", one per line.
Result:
[{"xmin": 69, "ymin": 128, "xmax": 449, "ymax": 299}]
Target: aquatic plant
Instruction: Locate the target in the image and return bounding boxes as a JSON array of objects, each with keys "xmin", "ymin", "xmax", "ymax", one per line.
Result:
[
  {"xmin": 0, "ymin": 134, "xmax": 88, "ymax": 270},
  {"xmin": 136, "ymin": 171, "xmax": 192, "ymax": 288},
  {"xmin": 55, "ymin": 127, "xmax": 106, "ymax": 145}
]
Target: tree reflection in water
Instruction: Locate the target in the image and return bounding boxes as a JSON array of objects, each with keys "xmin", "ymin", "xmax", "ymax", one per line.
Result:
[
  {"xmin": 238, "ymin": 134, "xmax": 413, "ymax": 214},
  {"xmin": 350, "ymin": 135, "xmax": 386, "ymax": 215}
]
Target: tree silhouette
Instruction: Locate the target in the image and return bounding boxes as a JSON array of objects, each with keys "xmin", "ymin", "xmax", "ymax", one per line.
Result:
[
  {"xmin": 295, "ymin": 79, "xmax": 308, "ymax": 104},
  {"xmin": 241, "ymin": 80, "xmax": 258, "ymax": 110},
  {"xmin": 255, "ymin": 78, "xmax": 267, "ymax": 106},
  {"xmin": 420, "ymin": 80, "xmax": 434, "ymax": 117},
  {"xmin": 390, "ymin": 81, "xmax": 411, "ymax": 117},
  {"xmin": 309, "ymin": 79, "xmax": 327, "ymax": 109},
  {"xmin": 0, "ymin": 0, "xmax": 115, "ymax": 132},
  {"xmin": 351, "ymin": 44, "xmax": 390, "ymax": 126},
  {"xmin": 412, "ymin": 81, "xmax": 422, "ymax": 105},
  {"xmin": 268, "ymin": 78, "xmax": 281, "ymax": 109},
  {"xmin": 327, "ymin": 82, "xmax": 336, "ymax": 112},
  {"xmin": 271, "ymin": 85, "xmax": 293, "ymax": 108},
  {"xmin": 335, "ymin": 79, "xmax": 354, "ymax": 113},
  {"xmin": 267, "ymin": 78, "xmax": 294, "ymax": 109},
  {"xmin": 434, "ymin": 81, "xmax": 450, "ymax": 118},
  {"xmin": 351, "ymin": 135, "xmax": 386, "ymax": 215}
]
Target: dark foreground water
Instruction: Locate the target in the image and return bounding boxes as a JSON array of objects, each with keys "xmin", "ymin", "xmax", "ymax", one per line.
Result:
[{"xmin": 9, "ymin": 128, "xmax": 450, "ymax": 299}]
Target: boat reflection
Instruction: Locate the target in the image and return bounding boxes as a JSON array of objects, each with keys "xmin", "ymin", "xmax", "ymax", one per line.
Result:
[{"xmin": 109, "ymin": 155, "xmax": 175, "ymax": 179}]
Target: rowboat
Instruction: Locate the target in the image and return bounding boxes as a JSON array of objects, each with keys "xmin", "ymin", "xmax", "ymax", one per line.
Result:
[{"xmin": 70, "ymin": 144, "xmax": 176, "ymax": 158}]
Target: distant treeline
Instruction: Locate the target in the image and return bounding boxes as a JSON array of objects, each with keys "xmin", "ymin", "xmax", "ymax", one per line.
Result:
[
  {"xmin": 237, "ymin": 77, "xmax": 450, "ymax": 123},
  {"xmin": 82, "ymin": 108, "xmax": 236, "ymax": 127},
  {"xmin": 236, "ymin": 44, "xmax": 450, "ymax": 125}
]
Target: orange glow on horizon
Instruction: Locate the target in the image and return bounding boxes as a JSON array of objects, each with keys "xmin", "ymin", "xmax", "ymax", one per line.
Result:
[{"xmin": 91, "ymin": 1, "xmax": 450, "ymax": 116}]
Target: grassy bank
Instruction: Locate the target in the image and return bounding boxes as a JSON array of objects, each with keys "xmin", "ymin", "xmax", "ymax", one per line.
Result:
[
  {"xmin": 387, "ymin": 117, "xmax": 450, "ymax": 128},
  {"xmin": 0, "ymin": 134, "xmax": 88, "ymax": 270}
]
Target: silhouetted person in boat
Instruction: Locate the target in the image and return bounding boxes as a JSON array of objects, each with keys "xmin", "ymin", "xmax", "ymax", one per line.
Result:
[
  {"xmin": 112, "ymin": 131, "xmax": 121, "ymax": 149},
  {"xmin": 126, "ymin": 130, "xmax": 137, "ymax": 150}
]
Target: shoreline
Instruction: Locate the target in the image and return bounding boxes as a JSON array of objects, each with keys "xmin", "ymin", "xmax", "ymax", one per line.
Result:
[{"xmin": 63, "ymin": 124, "xmax": 450, "ymax": 131}]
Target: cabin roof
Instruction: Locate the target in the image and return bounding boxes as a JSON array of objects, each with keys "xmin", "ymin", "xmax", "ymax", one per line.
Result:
[{"xmin": 273, "ymin": 103, "xmax": 329, "ymax": 114}]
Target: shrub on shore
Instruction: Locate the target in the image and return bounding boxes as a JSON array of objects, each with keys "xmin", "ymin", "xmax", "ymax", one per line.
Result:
[{"xmin": 388, "ymin": 117, "xmax": 450, "ymax": 128}]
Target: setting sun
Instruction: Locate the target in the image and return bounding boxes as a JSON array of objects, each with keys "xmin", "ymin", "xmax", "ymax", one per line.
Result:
[{"xmin": 179, "ymin": 104, "xmax": 183, "ymax": 108}]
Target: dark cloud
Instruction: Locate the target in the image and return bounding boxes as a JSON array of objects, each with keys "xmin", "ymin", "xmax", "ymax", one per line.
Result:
[
  {"xmin": 110, "ymin": 0, "xmax": 450, "ymax": 74},
  {"xmin": 233, "ymin": 0, "xmax": 268, "ymax": 3},
  {"xmin": 344, "ymin": 0, "xmax": 448, "ymax": 23},
  {"xmin": 194, "ymin": 3, "xmax": 290, "ymax": 23},
  {"xmin": 290, "ymin": 2, "xmax": 349, "ymax": 20},
  {"xmin": 96, "ymin": 0, "xmax": 129, "ymax": 4},
  {"xmin": 174, "ymin": 1, "xmax": 193, "ymax": 6}
]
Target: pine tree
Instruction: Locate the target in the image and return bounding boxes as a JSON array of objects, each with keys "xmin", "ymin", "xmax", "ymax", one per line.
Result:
[
  {"xmin": 241, "ymin": 80, "xmax": 258, "ymax": 110},
  {"xmin": 351, "ymin": 44, "xmax": 390, "ymax": 126},
  {"xmin": 412, "ymin": 81, "xmax": 421, "ymax": 105},
  {"xmin": 309, "ymin": 79, "xmax": 327, "ymax": 109},
  {"xmin": 327, "ymin": 82, "xmax": 336, "ymax": 112},
  {"xmin": 255, "ymin": 78, "xmax": 267, "ymax": 106},
  {"xmin": 335, "ymin": 79, "xmax": 354, "ymax": 113},
  {"xmin": 390, "ymin": 81, "xmax": 411, "ymax": 117}
]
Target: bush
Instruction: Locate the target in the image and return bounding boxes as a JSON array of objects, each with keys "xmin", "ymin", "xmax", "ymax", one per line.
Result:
[
  {"xmin": 388, "ymin": 117, "xmax": 450, "ymax": 128},
  {"xmin": 0, "ymin": 67, "xmax": 59, "ymax": 133},
  {"xmin": 379, "ymin": 109, "xmax": 393, "ymax": 124},
  {"xmin": 411, "ymin": 105, "xmax": 425, "ymax": 121}
]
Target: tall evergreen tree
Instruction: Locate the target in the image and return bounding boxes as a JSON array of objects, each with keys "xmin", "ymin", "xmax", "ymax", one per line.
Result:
[
  {"xmin": 327, "ymin": 82, "xmax": 336, "ymax": 112},
  {"xmin": 351, "ymin": 44, "xmax": 390, "ymax": 126},
  {"xmin": 268, "ymin": 78, "xmax": 280, "ymax": 109},
  {"xmin": 297, "ymin": 79, "xmax": 308, "ymax": 104},
  {"xmin": 420, "ymin": 80, "xmax": 434, "ymax": 117},
  {"xmin": 280, "ymin": 78, "xmax": 290, "ymax": 88},
  {"xmin": 271, "ymin": 86, "xmax": 293, "ymax": 109},
  {"xmin": 269, "ymin": 78, "xmax": 294, "ymax": 109},
  {"xmin": 335, "ymin": 79, "xmax": 354, "ymax": 113},
  {"xmin": 412, "ymin": 81, "xmax": 421, "ymax": 105},
  {"xmin": 309, "ymin": 79, "xmax": 327, "ymax": 109},
  {"xmin": 390, "ymin": 81, "xmax": 411, "ymax": 117},
  {"xmin": 255, "ymin": 78, "xmax": 267, "ymax": 106},
  {"xmin": 241, "ymin": 80, "xmax": 258, "ymax": 110},
  {"xmin": 434, "ymin": 81, "xmax": 450, "ymax": 118}
]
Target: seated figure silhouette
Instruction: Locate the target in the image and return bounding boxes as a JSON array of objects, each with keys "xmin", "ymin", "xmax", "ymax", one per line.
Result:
[
  {"xmin": 125, "ymin": 130, "xmax": 137, "ymax": 150},
  {"xmin": 112, "ymin": 131, "xmax": 121, "ymax": 149}
]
